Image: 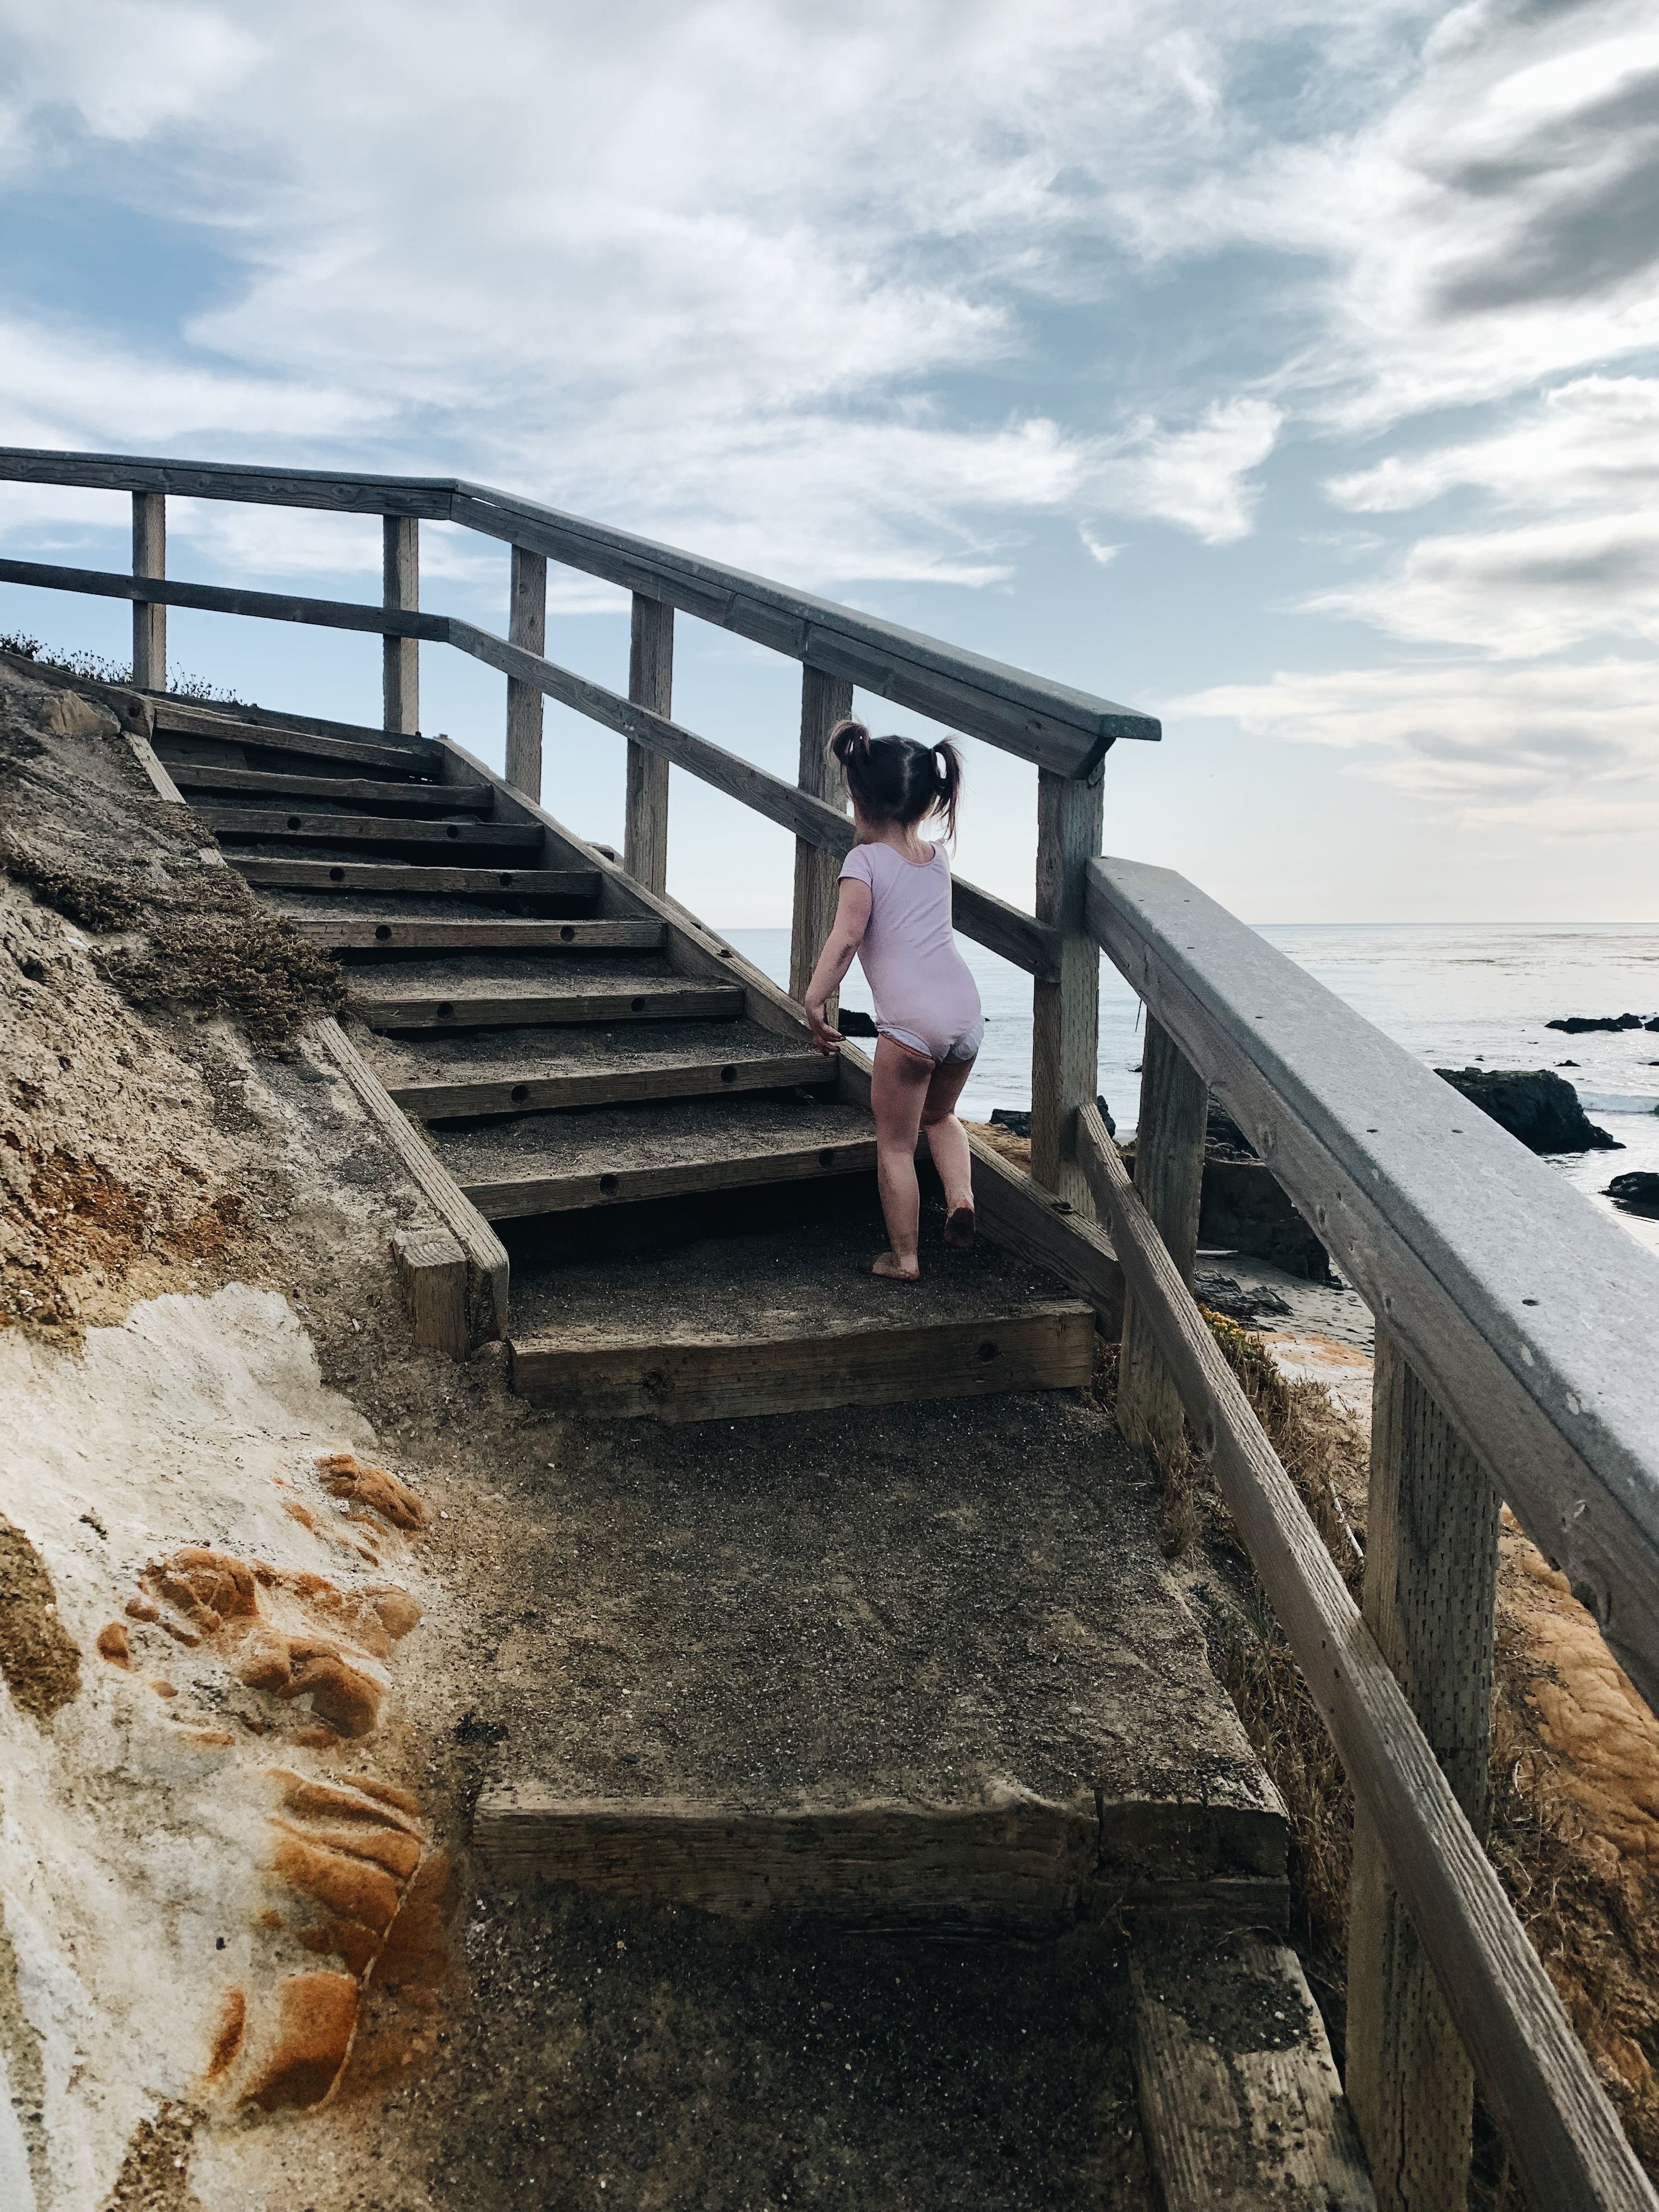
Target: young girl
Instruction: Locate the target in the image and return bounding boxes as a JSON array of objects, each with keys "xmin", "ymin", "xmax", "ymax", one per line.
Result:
[{"xmin": 802, "ymin": 718, "xmax": 983, "ymax": 1281}]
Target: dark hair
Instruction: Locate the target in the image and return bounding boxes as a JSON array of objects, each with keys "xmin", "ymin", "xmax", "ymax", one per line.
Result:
[{"xmin": 827, "ymin": 718, "xmax": 962, "ymax": 840}]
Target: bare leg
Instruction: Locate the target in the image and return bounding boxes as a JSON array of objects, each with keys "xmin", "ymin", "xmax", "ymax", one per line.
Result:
[
  {"xmin": 868, "ymin": 1037, "xmax": 933, "ymax": 1278},
  {"xmin": 919, "ymin": 1054, "xmax": 977, "ymax": 1221}
]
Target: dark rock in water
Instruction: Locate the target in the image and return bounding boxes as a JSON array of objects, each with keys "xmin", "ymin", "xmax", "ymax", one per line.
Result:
[
  {"xmin": 1096, "ymin": 1094, "xmax": 1116, "ymax": 1138},
  {"xmin": 1200, "ymin": 1160, "xmax": 1333, "ymax": 1282},
  {"xmin": 1545, "ymin": 1013, "xmax": 1651, "ymax": 1034},
  {"xmin": 1435, "ymin": 1066, "xmax": 1622, "ymax": 1153},
  {"xmin": 837, "ymin": 1007, "xmax": 878, "ymax": 1037},
  {"xmin": 1606, "ymin": 1171, "xmax": 1659, "ymax": 1218},
  {"xmin": 990, "ymin": 1108, "xmax": 1030, "ymax": 1138},
  {"xmin": 1205, "ymin": 1104, "xmax": 1255, "ymax": 1161}
]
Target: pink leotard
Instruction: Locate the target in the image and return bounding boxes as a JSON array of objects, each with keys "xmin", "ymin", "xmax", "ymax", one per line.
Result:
[{"xmin": 839, "ymin": 840, "xmax": 984, "ymax": 1063}]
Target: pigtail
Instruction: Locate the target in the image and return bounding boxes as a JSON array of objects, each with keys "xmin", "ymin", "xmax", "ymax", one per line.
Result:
[
  {"xmin": 931, "ymin": 739, "xmax": 962, "ymax": 841},
  {"xmin": 827, "ymin": 718, "xmax": 871, "ymax": 773}
]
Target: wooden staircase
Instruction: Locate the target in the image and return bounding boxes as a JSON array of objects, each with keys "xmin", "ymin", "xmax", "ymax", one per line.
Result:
[{"xmin": 154, "ymin": 696, "xmax": 1097, "ymax": 1420}]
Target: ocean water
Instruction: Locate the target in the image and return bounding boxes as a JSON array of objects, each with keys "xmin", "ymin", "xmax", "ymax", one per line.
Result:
[{"xmin": 724, "ymin": 921, "xmax": 1659, "ymax": 1259}]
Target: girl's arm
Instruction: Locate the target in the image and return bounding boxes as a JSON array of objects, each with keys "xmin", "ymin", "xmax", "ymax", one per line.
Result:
[{"xmin": 801, "ymin": 878, "xmax": 872, "ymax": 1053}]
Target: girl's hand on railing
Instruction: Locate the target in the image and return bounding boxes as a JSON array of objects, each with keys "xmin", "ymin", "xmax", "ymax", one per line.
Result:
[{"xmin": 806, "ymin": 1001, "xmax": 844, "ymax": 1056}]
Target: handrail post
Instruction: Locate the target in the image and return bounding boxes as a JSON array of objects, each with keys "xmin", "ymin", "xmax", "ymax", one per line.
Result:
[
  {"xmin": 1348, "ymin": 1325, "xmax": 1499, "ymax": 2211},
  {"xmin": 1030, "ymin": 763, "xmax": 1104, "ymax": 1215},
  {"xmin": 132, "ymin": 492, "xmax": 165, "ymax": 691},
  {"xmin": 788, "ymin": 667, "xmax": 853, "ymax": 1011},
  {"xmin": 505, "ymin": 545, "xmax": 546, "ymax": 800},
  {"xmin": 624, "ymin": 592, "xmax": 672, "ymax": 895},
  {"xmin": 1115, "ymin": 1013, "xmax": 1207, "ymax": 1461},
  {"xmin": 382, "ymin": 515, "xmax": 419, "ymax": 734}
]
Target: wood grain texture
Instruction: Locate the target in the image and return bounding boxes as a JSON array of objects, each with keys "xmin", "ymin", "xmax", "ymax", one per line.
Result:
[
  {"xmin": 966, "ymin": 1128, "xmax": 1125, "ymax": 1339},
  {"xmin": 0, "ymin": 556, "xmax": 450, "ymax": 641},
  {"xmin": 352, "ymin": 981, "xmax": 743, "ymax": 1032},
  {"xmin": 789, "ymin": 665, "xmax": 853, "ymax": 1009},
  {"xmin": 166, "ymin": 764, "xmax": 493, "ymax": 811},
  {"xmin": 1074, "ymin": 1101, "xmax": 1655, "ymax": 2212},
  {"xmin": 155, "ymin": 713, "xmax": 442, "ymax": 775},
  {"xmin": 311, "ymin": 1017, "xmax": 509, "ymax": 1344},
  {"xmin": 391, "ymin": 1226, "xmax": 468, "ymax": 1357},
  {"xmin": 510, "ymin": 1300, "xmax": 1095, "ymax": 1421},
  {"xmin": 1348, "ymin": 1325, "xmax": 1500, "ymax": 2212},
  {"xmin": 155, "ymin": 696, "xmax": 439, "ymax": 750},
  {"xmin": 505, "ymin": 544, "xmax": 546, "ymax": 800},
  {"xmin": 625, "ymin": 594, "xmax": 673, "ymax": 896},
  {"xmin": 384, "ymin": 1049, "xmax": 832, "ymax": 1121},
  {"xmin": 461, "ymin": 1135, "xmax": 877, "ymax": 1220},
  {"xmin": 284, "ymin": 918, "xmax": 663, "ymax": 953},
  {"xmin": 382, "ymin": 515, "xmax": 420, "ymax": 735},
  {"xmin": 131, "ymin": 490, "xmax": 166, "ymax": 692},
  {"xmin": 1117, "ymin": 1014, "xmax": 1209, "ymax": 1466},
  {"xmin": 1030, "ymin": 766, "xmax": 1104, "ymax": 1211},
  {"xmin": 1132, "ymin": 1936, "xmax": 1376, "ymax": 2211},
  {"xmin": 471, "ymin": 1792, "xmax": 1098, "ymax": 1926},
  {"xmin": 227, "ymin": 859, "xmax": 597, "ymax": 899},
  {"xmin": 192, "ymin": 806, "xmax": 537, "ymax": 853},
  {"xmin": 1086, "ymin": 854, "xmax": 1659, "ymax": 1717}
]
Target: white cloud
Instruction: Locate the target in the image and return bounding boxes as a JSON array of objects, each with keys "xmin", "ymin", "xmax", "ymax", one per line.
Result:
[
  {"xmin": 1173, "ymin": 655, "xmax": 1659, "ymax": 830},
  {"xmin": 1090, "ymin": 398, "xmax": 1282, "ymax": 545}
]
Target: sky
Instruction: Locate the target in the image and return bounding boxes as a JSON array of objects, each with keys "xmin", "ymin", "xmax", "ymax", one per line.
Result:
[{"xmin": 2, "ymin": 0, "xmax": 1657, "ymax": 927}]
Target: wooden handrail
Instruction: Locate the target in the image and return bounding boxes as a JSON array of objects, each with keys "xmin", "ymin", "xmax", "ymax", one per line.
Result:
[
  {"xmin": 0, "ymin": 550, "xmax": 1058, "ymax": 979},
  {"xmin": 0, "ymin": 444, "xmax": 1160, "ymax": 774},
  {"xmin": 1086, "ymin": 853, "xmax": 1659, "ymax": 1714},
  {"xmin": 1077, "ymin": 1103, "xmax": 1657, "ymax": 2212}
]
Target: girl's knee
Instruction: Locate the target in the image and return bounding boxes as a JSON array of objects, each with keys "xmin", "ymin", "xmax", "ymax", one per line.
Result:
[{"xmin": 919, "ymin": 1104, "xmax": 958, "ymax": 1130}]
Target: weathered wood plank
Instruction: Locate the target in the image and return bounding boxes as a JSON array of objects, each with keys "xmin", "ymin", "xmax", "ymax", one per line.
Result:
[
  {"xmin": 471, "ymin": 1792, "xmax": 1098, "ymax": 1926},
  {"xmin": 1074, "ymin": 1100, "xmax": 1656, "ymax": 2212},
  {"xmin": 1030, "ymin": 765, "xmax": 1103, "ymax": 1210},
  {"xmin": 155, "ymin": 718, "xmax": 442, "ymax": 776},
  {"xmin": 131, "ymin": 490, "xmax": 165, "ymax": 692},
  {"xmin": 0, "ymin": 555, "xmax": 450, "ymax": 641},
  {"xmin": 1132, "ymin": 1933, "xmax": 1376, "ymax": 2211},
  {"xmin": 310, "ymin": 1017, "xmax": 508, "ymax": 1345},
  {"xmin": 284, "ymin": 918, "xmax": 663, "ymax": 953},
  {"xmin": 155, "ymin": 697, "xmax": 439, "ymax": 753},
  {"xmin": 789, "ymin": 666, "xmax": 853, "ymax": 1012},
  {"xmin": 385, "ymin": 1049, "xmax": 831, "ymax": 1120},
  {"xmin": 352, "ymin": 981, "xmax": 744, "ymax": 1032},
  {"xmin": 0, "ymin": 444, "xmax": 455, "ymax": 517},
  {"xmin": 966, "ymin": 1128, "xmax": 1125, "ymax": 1339},
  {"xmin": 1348, "ymin": 1325, "xmax": 1500, "ymax": 2211},
  {"xmin": 1086, "ymin": 854, "xmax": 1659, "ymax": 1716},
  {"xmin": 391, "ymin": 1226, "xmax": 469, "ymax": 1357},
  {"xmin": 228, "ymin": 859, "xmax": 598, "ymax": 899},
  {"xmin": 383, "ymin": 515, "xmax": 419, "ymax": 735},
  {"xmin": 510, "ymin": 1300, "xmax": 1095, "ymax": 1421},
  {"xmin": 625, "ymin": 594, "xmax": 673, "ymax": 895},
  {"xmin": 166, "ymin": 764, "xmax": 493, "ymax": 810},
  {"xmin": 194, "ymin": 806, "xmax": 538, "ymax": 851},
  {"xmin": 505, "ymin": 544, "xmax": 546, "ymax": 800},
  {"xmin": 1117, "ymin": 1014, "xmax": 1209, "ymax": 1465},
  {"xmin": 462, "ymin": 1135, "xmax": 877, "ymax": 1220}
]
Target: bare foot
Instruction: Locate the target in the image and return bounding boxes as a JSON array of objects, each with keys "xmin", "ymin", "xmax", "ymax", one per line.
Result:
[
  {"xmin": 943, "ymin": 1205, "xmax": 975, "ymax": 1252},
  {"xmin": 861, "ymin": 1251, "xmax": 921, "ymax": 1282}
]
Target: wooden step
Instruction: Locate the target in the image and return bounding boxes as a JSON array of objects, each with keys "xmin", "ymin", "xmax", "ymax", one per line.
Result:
[
  {"xmin": 283, "ymin": 917, "xmax": 665, "ymax": 953},
  {"xmin": 352, "ymin": 979, "xmax": 744, "ymax": 1032},
  {"xmin": 464, "ymin": 1133, "xmax": 874, "ymax": 1218},
  {"xmin": 156, "ymin": 720, "xmax": 444, "ymax": 777},
  {"xmin": 167, "ymin": 763, "xmax": 495, "ymax": 811},
  {"xmin": 383, "ymin": 1046, "xmax": 830, "ymax": 1119},
  {"xmin": 191, "ymin": 805, "xmax": 539, "ymax": 853},
  {"xmin": 228, "ymin": 859, "xmax": 599, "ymax": 900},
  {"xmin": 511, "ymin": 1301, "xmax": 1095, "ymax": 1420}
]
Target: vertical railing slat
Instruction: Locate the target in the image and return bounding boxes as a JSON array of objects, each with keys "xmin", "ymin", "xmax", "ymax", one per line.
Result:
[
  {"xmin": 382, "ymin": 516, "xmax": 420, "ymax": 735},
  {"xmin": 1115, "ymin": 1014, "xmax": 1207, "ymax": 1462},
  {"xmin": 1349, "ymin": 1325, "xmax": 1500, "ymax": 2212},
  {"xmin": 505, "ymin": 545, "xmax": 547, "ymax": 800},
  {"xmin": 131, "ymin": 492, "xmax": 166, "ymax": 692},
  {"xmin": 789, "ymin": 667, "xmax": 854, "ymax": 1011},
  {"xmin": 1031, "ymin": 763, "xmax": 1105, "ymax": 1214},
  {"xmin": 624, "ymin": 593, "xmax": 673, "ymax": 895}
]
